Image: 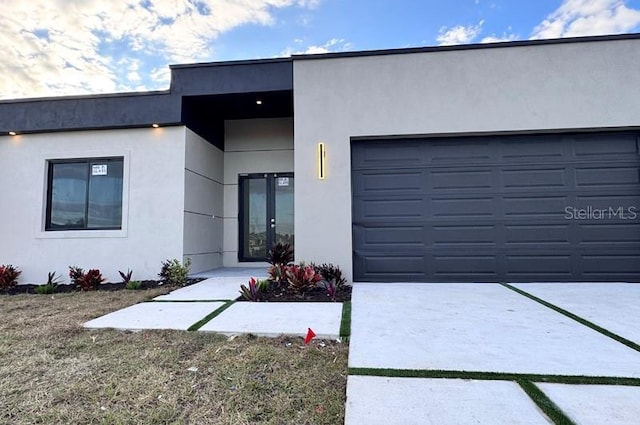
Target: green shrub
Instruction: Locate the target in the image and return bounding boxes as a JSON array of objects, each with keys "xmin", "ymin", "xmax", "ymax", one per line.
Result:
[
  {"xmin": 35, "ymin": 272, "xmax": 61, "ymax": 294},
  {"xmin": 118, "ymin": 269, "xmax": 133, "ymax": 283},
  {"xmin": 125, "ymin": 280, "xmax": 142, "ymax": 290},
  {"xmin": 159, "ymin": 258, "xmax": 191, "ymax": 286},
  {"xmin": 0, "ymin": 265, "xmax": 22, "ymax": 290}
]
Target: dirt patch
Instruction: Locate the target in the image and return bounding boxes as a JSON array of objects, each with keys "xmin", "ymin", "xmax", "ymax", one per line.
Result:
[
  {"xmin": 1, "ymin": 278, "xmax": 205, "ymax": 295},
  {"xmin": 0, "ymin": 291, "xmax": 349, "ymax": 424}
]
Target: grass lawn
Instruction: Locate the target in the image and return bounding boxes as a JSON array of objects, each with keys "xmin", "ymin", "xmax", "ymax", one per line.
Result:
[{"xmin": 0, "ymin": 290, "xmax": 349, "ymax": 424}]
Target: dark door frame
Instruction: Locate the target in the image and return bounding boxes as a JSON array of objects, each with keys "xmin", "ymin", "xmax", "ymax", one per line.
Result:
[{"xmin": 238, "ymin": 172, "xmax": 294, "ymax": 262}]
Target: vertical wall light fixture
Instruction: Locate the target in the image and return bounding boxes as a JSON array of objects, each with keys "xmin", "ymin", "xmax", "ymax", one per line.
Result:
[{"xmin": 317, "ymin": 142, "xmax": 326, "ymax": 180}]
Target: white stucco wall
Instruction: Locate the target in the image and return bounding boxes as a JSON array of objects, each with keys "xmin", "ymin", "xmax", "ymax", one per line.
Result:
[
  {"xmin": 0, "ymin": 127, "xmax": 186, "ymax": 283},
  {"xmin": 223, "ymin": 118, "xmax": 294, "ymax": 266},
  {"xmin": 293, "ymin": 38, "xmax": 640, "ymax": 281},
  {"xmin": 184, "ymin": 129, "xmax": 224, "ymax": 273}
]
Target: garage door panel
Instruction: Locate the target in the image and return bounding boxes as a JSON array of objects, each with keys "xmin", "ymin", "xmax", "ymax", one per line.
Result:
[
  {"xmin": 351, "ymin": 132, "xmax": 640, "ymax": 282},
  {"xmin": 431, "ymin": 225, "xmax": 497, "ymax": 247},
  {"xmin": 358, "ymin": 198, "xmax": 424, "ymax": 219},
  {"xmin": 362, "ymin": 255, "xmax": 425, "ymax": 275},
  {"xmin": 431, "ymin": 169, "xmax": 493, "ymax": 190},
  {"xmin": 358, "ymin": 170, "xmax": 425, "ymax": 192},
  {"xmin": 429, "ymin": 140, "xmax": 493, "ymax": 163},
  {"xmin": 572, "ymin": 134, "xmax": 640, "ymax": 157},
  {"xmin": 504, "ymin": 224, "xmax": 571, "ymax": 246},
  {"xmin": 500, "ymin": 136, "xmax": 566, "ymax": 159},
  {"xmin": 574, "ymin": 193, "xmax": 640, "ymax": 209},
  {"xmin": 358, "ymin": 225, "xmax": 425, "ymax": 246},
  {"xmin": 503, "ymin": 195, "xmax": 570, "ymax": 218},
  {"xmin": 501, "ymin": 168, "xmax": 567, "ymax": 189},
  {"xmin": 430, "ymin": 196, "xmax": 495, "ymax": 218},
  {"xmin": 505, "ymin": 254, "xmax": 573, "ymax": 275},
  {"xmin": 353, "ymin": 141, "xmax": 423, "ymax": 168},
  {"xmin": 432, "ymin": 253, "xmax": 499, "ymax": 276},
  {"xmin": 578, "ymin": 223, "xmax": 640, "ymax": 245},
  {"xmin": 582, "ymin": 254, "xmax": 640, "ymax": 274},
  {"xmin": 575, "ymin": 165, "xmax": 640, "ymax": 187}
]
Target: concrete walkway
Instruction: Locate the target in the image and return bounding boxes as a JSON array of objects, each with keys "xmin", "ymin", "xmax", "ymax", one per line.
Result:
[
  {"xmin": 84, "ymin": 268, "xmax": 343, "ymax": 338},
  {"xmin": 346, "ymin": 282, "xmax": 640, "ymax": 425}
]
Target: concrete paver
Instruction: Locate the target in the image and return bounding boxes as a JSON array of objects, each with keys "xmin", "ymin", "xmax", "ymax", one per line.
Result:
[
  {"xmin": 345, "ymin": 376, "xmax": 550, "ymax": 425},
  {"xmin": 83, "ymin": 301, "xmax": 224, "ymax": 330},
  {"xmin": 349, "ymin": 282, "xmax": 640, "ymax": 377},
  {"xmin": 511, "ymin": 282, "xmax": 640, "ymax": 344},
  {"xmin": 199, "ymin": 302, "xmax": 343, "ymax": 338},
  {"xmin": 155, "ymin": 268, "xmax": 268, "ymax": 301},
  {"xmin": 537, "ymin": 383, "xmax": 640, "ymax": 425},
  {"xmin": 154, "ymin": 277, "xmax": 255, "ymax": 301}
]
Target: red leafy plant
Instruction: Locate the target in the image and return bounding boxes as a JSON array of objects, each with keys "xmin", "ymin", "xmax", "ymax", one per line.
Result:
[
  {"xmin": 239, "ymin": 277, "xmax": 269, "ymax": 301},
  {"xmin": 314, "ymin": 263, "xmax": 347, "ymax": 301},
  {"xmin": 69, "ymin": 266, "xmax": 106, "ymax": 291},
  {"xmin": 267, "ymin": 264, "xmax": 288, "ymax": 288},
  {"xmin": 239, "ymin": 277, "xmax": 260, "ymax": 301},
  {"xmin": 284, "ymin": 263, "xmax": 322, "ymax": 294},
  {"xmin": 0, "ymin": 264, "xmax": 21, "ymax": 290}
]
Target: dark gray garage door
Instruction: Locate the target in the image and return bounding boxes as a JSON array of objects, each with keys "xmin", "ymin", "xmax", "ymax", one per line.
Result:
[{"xmin": 352, "ymin": 132, "xmax": 640, "ymax": 282}]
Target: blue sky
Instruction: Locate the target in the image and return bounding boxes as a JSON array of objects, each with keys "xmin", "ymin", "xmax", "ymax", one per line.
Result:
[{"xmin": 1, "ymin": 0, "xmax": 639, "ymax": 99}]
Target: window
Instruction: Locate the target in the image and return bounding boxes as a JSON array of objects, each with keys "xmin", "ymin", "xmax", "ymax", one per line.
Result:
[{"xmin": 46, "ymin": 157, "xmax": 124, "ymax": 230}]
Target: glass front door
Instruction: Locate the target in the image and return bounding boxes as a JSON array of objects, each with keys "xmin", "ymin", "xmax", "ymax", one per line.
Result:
[{"xmin": 239, "ymin": 173, "xmax": 294, "ymax": 261}]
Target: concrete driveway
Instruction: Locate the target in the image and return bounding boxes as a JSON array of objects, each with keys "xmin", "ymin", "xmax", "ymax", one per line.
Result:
[{"xmin": 346, "ymin": 282, "xmax": 640, "ymax": 425}]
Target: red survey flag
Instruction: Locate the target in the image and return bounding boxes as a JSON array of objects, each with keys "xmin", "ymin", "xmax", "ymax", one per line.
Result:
[{"xmin": 305, "ymin": 328, "xmax": 316, "ymax": 345}]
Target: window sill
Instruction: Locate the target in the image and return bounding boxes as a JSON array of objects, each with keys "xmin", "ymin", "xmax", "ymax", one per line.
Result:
[{"xmin": 36, "ymin": 228, "xmax": 128, "ymax": 239}]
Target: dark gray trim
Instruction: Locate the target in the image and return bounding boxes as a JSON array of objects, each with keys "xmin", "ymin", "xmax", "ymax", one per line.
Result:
[
  {"xmin": 170, "ymin": 57, "xmax": 291, "ymax": 69},
  {"xmin": 293, "ymin": 32, "xmax": 640, "ymax": 61},
  {"xmin": 0, "ymin": 60, "xmax": 293, "ymax": 136},
  {"xmin": 0, "ymin": 89, "xmax": 170, "ymax": 104},
  {"xmin": 350, "ymin": 125, "xmax": 640, "ymax": 142},
  {"xmin": 3, "ymin": 123, "xmax": 184, "ymax": 136},
  {"xmin": 0, "ymin": 93, "xmax": 179, "ymax": 134},
  {"xmin": 170, "ymin": 60, "xmax": 292, "ymax": 95}
]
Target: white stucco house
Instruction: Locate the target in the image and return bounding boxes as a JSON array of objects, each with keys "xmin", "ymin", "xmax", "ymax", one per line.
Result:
[{"xmin": 1, "ymin": 34, "xmax": 639, "ymax": 284}]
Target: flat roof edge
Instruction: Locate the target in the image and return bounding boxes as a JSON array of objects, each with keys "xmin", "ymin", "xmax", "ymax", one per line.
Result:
[
  {"xmin": 292, "ymin": 33, "xmax": 640, "ymax": 61},
  {"xmin": 0, "ymin": 89, "xmax": 171, "ymax": 104},
  {"xmin": 170, "ymin": 57, "xmax": 292, "ymax": 69},
  {"xmin": 2, "ymin": 122, "xmax": 185, "ymax": 136}
]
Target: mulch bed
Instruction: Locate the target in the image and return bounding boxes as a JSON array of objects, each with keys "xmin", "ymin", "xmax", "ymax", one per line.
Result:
[
  {"xmin": 239, "ymin": 284, "xmax": 352, "ymax": 303},
  {"xmin": 0, "ymin": 278, "xmax": 205, "ymax": 295}
]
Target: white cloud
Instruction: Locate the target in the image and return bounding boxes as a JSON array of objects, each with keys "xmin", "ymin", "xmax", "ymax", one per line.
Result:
[
  {"xmin": 437, "ymin": 20, "xmax": 484, "ymax": 45},
  {"xmin": 0, "ymin": 0, "xmax": 318, "ymax": 99},
  {"xmin": 280, "ymin": 38, "xmax": 352, "ymax": 55},
  {"xmin": 481, "ymin": 33, "xmax": 519, "ymax": 43},
  {"xmin": 531, "ymin": 0, "xmax": 640, "ymax": 39}
]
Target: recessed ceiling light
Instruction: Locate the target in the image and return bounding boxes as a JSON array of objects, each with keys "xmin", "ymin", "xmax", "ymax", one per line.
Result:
[
  {"xmin": 8, "ymin": 131, "xmax": 16, "ymax": 136},
  {"xmin": 151, "ymin": 123, "xmax": 160, "ymax": 128},
  {"xmin": 256, "ymin": 100, "xmax": 262, "ymax": 105}
]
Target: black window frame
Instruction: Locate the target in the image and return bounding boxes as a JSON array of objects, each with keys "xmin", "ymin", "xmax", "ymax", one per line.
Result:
[{"xmin": 45, "ymin": 157, "xmax": 124, "ymax": 231}]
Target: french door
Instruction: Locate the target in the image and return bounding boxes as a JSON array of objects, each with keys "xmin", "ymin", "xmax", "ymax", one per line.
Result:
[{"xmin": 239, "ymin": 173, "xmax": 294, "ymax": 261}]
